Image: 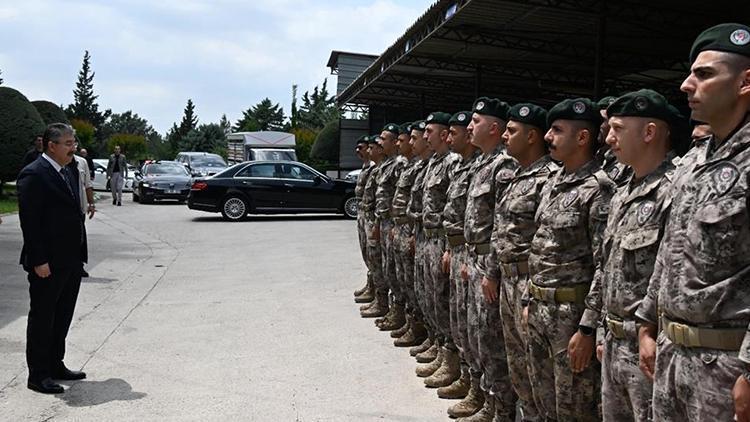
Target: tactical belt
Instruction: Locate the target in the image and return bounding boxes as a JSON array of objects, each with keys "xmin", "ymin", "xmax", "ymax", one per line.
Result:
[
  {"xmin": 661, "ymin": 315, "xmax": 745, "ymax": 351},
  {"xmin": 500, "ymin": 261, "xmax": 529, "ymax": 278},
  {"xmin": 446, "ymin": 234, "xmax": 466, "ymax": 247},
  {"xmin": 466, "ymin": 243, "xmax": 491, "ymax": 255},
  {"xmin": 605, "ymin": 315, "xmax": 637, "ymax": 340},
  {"xmin": 393, "ymin": 216, "xmax": 409, "ymax": 225},
  {"xmin": 424, "ymin": 227, "xmax": 446, "ymax": 238},
  {"xmin": 528, "ymin": 282, "xmax": 589, "ymax": 304}
]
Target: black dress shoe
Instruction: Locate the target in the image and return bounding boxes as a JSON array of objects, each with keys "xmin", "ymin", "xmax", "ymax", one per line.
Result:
[
  {"xmin": 81, "ymin": 269, "xmax": 90, "ymax": 278},
  {"xmin": 52, "ymin": 367, "xmax": 86, "ymax": 381},
  {"xmin": 27, "ymin": 377, "xmax": 64, "ymax": 394}
]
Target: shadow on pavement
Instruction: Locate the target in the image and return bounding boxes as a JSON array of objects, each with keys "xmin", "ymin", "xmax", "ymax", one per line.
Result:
[
  {"xmin": 81, "ymin": 277, "xmax": 118, "ymax": 284},
  {"xmin": 59, "ymin": 378, "xmax": 146, "ymax": 407},
  {"xmin": 191, "ymin": 214, "xmax": 346, "ymax": 223}
]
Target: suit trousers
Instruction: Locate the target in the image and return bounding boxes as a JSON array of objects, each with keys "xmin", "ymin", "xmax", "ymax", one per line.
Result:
[
  {"xmin": 26, "ymin": 265, "xmax": 82, "ymax": 380},
  {"xmin": 111, "ymin": 172, "xmax": 124, "ymax": 202}
]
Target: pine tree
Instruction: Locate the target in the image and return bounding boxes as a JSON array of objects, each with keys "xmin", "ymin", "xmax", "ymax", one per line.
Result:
[
  {"xmin": 219, "ymin": 114, "xmax": 231, "ymax": 135},
  {"xmin": 0, "ymin": 68, "xmax": 3, "ymax": 85},
  {"xmin": 297, "ymin": 78, "xmax": 340, "ymax": 130},
  {"xmin": 290, "ymin": 84, "xmax": 298, "ymax": 129},
  {"xmin": 234, "ymin": 98, "xmax": 285, "ymax": 131},
  {"xmin": 66, "ymin": 50, "xmax": 109, "ymax": 127},
  {"xmin": 179, "ymin": 99, "xmax": 198, "ymax": 137}
]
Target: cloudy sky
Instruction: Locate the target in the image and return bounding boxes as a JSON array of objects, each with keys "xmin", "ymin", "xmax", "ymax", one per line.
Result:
[{"xmin": 0, "ymin": 0, "xmax": 433, "ymax": 133}]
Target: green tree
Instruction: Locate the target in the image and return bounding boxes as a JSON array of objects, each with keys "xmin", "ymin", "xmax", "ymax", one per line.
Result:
[
  {"xmin": 31, "ymin": 100, "xmax": 69, "ymax": 125},
  {"xmin": 219, "ymin": 114, "xmax": 231, "ymax": 135},
  {"xmin": 234, "ymin": 98, "xmax": 285, "ymax": 131},
  {"xmin": 296, "ymin": 79, "xmax": 340, "ymax": 130},
  {"xmin": 178, "ymin": 123, "xmax": 226, "ymax": 153},
  {"xmin": 290, "ymin": 84, "xmax": 298, "ymax": 129},
  {"xmin": 70, "ymin": 119, "xmax": 96, "ymax": 152},
  {"xmin": 101, "ymin": 110, "xmax": 156, "ymax": 139},
  {"xmin": 310, "ymin": 119, "xmax": 339, "ymax": 165},
  {"xmin": 0, "ymin": 86, "xmax": 46, "ymax": 195},
  {"xmin": 65, "ymin": 50, "xmax": 110, "ymax": 128},
  {"xmin": 107, "ymin": 133, "xmax": 147, "ymax": 161},
  {"xmin": 0, "ymin": 68, "xmax": 3, "ymax": 85}
]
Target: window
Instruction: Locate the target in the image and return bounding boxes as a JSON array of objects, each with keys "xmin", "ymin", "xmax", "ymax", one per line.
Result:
[
  {"xmin": 282, "ymin": 164, "xmax": 316, "ymax": 181},
  {"xmin": 236, "ymin": 163, "xmax": 275, "ymax": 178}
]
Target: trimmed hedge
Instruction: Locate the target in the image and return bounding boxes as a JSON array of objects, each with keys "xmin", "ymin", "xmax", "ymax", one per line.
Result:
[
  {"xmin": 311, "ymin": 119, "xmax": 339, "ymax": 164},
  {"xmin": 0, "ymin": 86, "xmax": 46, "ymax": 184},
  {"xmin": 32, "ymin": 100, "xmax": 69, "ymax": 125}
]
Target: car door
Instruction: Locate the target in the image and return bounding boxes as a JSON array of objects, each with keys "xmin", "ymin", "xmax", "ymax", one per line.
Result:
[
  {"xmin": 279, "ymin": 163, "xmax": 338, "ymax": 210},
  {"xmin": 233, "ymin": 163, "xmax": 286, "ymax": 210}
]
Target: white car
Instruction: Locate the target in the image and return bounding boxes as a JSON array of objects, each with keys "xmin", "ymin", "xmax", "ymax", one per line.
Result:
[
  {"xmin": 345, "ymin": 169, "xmax": 361, "ymax": 182},
  {"xmin": 91, "ymin": 159, "xmax": 136, "ymax": 192}
]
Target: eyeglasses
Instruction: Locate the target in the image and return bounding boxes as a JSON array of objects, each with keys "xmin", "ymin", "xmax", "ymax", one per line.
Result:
[{"xmin": 53, "ymin": 140, "xmax": 78, "ymax": 148}]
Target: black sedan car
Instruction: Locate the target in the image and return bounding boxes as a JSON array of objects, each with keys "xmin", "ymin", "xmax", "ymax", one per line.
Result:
[
  {"xmin": 133, "ymin": 161, "xmax": 193, "ymax": 204},
  {"xmin": 187, "ymin": 160, "xmax": 357, "ymax": 221}
]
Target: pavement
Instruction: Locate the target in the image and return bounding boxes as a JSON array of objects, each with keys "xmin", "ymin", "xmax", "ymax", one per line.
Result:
[{"xmin": 0, "ymin": 194, "xmax": 451, "ymax": 421}]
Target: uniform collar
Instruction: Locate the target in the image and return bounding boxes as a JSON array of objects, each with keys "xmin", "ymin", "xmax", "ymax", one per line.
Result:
[
  {"xmin": 702, "ymin": 118, "xmax": 750, "ymax": 166},
  {"xmin": 516, "ymin": 154, "xmax": 554, "ymax": 178},
  {"xmin": 555, "ymin": 159, "xmax": 599, "ymax": 186},
  {"xmin": 622, "ymin": 152, "xmax": 676, "ymax": 205}
]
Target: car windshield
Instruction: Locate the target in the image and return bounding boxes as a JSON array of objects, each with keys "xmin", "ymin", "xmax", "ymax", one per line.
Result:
[
  {"xmin": 192, "ymin": 156, "xmax": 226, "ymax": 167},
  {"xmin": 145, "ymin": 164, "xmax": 188, "ymax": 176}
]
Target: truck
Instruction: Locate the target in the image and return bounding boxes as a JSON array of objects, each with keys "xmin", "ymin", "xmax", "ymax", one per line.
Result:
[{"xmin": 226, "ymin": 131, "xmax": 298, "ymax": 164}]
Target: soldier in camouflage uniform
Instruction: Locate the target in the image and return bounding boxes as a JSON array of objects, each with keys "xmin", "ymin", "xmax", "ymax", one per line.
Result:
[
  {"xmin": 526, "ymin": 98, "xmax": 614, "ymax": 421},
  {"xmin": 458, "ymin": 97, "xmax": 518, "ymax": 422},
  {"xmin": 595, "ymin": 96, "xmax": 633, "ymax": 187},
  {"xmin": 353, "ymin": 136, "xmax": 376, "ymax": 304},
  {"xmin": 486, "ymin": 103, "xmax": 555, "ymax": 421},
  {"xmin": 373, "ymin": 124, "xmax": 408, "ymax": 330},
  {"xmin": 415, "ymin": 112, "xmax": 461, "ymax": 383},
  {"xmin": 435, "ymin": 111, "xmax": 480, "ymax": 401},
  {"xmin": 404, "ymin": 121, "xmax": 435, "ymax": 357},
  {"xmin": 360, "ymin": 137, "xmax": 388, "ymax": 318},
  {"xmin": 390, "ymin": 122, "xmax": 426, "ymax": 343},
  {"xmin": 580, "ymin": 90, "xmax": 677, "ymax": 422},
  {"xmin": 635, "ymin": 24, "xmax": 750, "ymax": 422}
]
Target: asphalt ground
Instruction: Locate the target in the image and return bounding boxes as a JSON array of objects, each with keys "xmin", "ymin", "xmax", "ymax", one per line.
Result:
[{"xmin": 0, "ymin": 194, "xmax": 451, "ymax": 421}]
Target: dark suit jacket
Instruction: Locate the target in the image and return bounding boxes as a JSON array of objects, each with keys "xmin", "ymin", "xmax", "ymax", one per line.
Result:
[{"xmin": 17, "ymin": 156, "xmax": 88, "ymax": 272}]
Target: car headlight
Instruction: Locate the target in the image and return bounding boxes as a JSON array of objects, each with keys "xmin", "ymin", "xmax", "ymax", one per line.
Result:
[{"xmin": 141, "ymin": 182, "xmax": 150, "ymax": 188}]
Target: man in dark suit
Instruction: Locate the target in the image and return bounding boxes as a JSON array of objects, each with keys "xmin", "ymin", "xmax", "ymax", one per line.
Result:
[{"xmin": 17, "ymin": 123, "xmax": 88, "ymax": 394}]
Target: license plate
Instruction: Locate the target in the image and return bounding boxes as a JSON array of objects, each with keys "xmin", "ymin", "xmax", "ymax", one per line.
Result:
[{"xmin": 166, "ymin": 190, "xmax": 178, "ymax": 194}]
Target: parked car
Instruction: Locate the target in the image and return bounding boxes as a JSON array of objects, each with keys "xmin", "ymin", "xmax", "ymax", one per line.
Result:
[
  {"xmin": 132, "ymin": 161, "xmax": 193, "ymax": 204},
  {"xmin": 91, "ymin": 159, "xmax": 136, "ymax": 192},
  {"xmin": 345, "ymin": 169, "xmax": 362, "ymax": 182},
  {"xmin": 187, "ymin": 160, "xmax": 357, "ymax": 221},
  {"xmin": 175, "ymin": 152, "xmax": 228, "ymax": 177}
]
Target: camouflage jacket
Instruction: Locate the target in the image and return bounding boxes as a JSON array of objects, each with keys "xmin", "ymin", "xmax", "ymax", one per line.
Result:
[
  {"xmin": 422, "ymin": 151, "xmax": 460, "ymax": 229},
  {"xmin": 374, "ymin": 155, "xmax": 406, "ymax": 221},
  {"xmin": 635, "ymin": 121, "xmax": 750, "ymax": 363},
  {"xmin": 442, "ymin": 150, "xmax": 481, "ymax": 236},
  {"xmin": 596, "ymin": 147, "xmax": 633, "ymax": 187},
  {"xmin": 405, "ymin": 156, "xmax": 433, "ymax": 224},
  {"xmin": 464, "ymin": 146, "xmax": 518, "ymax": 246},
  {"xmin": 355, "ymin": 161, "xmax": 374, "ymax": 203},
  {"xmin": 580, "ymin": 154, "xmax": 675, "ymax": 328},
  {"xmin": 486, "ymin": 155, "xmax": 558, "ymax": 281},
  {"xmin": 529, "ymin": 159, "xmax": 615, "ymax": 290},
  {"xmin": 392, "ymin": 156, "xmax": 425, "ymax": 224},
  {"xmin": 361, "ymin": 161, "xmax": 383, "ymax": 220}
]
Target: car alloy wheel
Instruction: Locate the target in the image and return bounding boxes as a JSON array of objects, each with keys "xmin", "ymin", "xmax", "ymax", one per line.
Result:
[
  {"xmin": 343, "ymin": 196, "xmax": 358, "ymax": 219},
  {"xmin": 222, "ymin": 196, "xmax": 247, "ymax": 221}
]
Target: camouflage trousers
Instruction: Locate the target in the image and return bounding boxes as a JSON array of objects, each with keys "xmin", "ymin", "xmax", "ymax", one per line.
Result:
[
  {"xmin": 424, "ymin": 233, "xmax": 453, "ymax": 345},
  {"xmin": 601, "ymin": 331, "xmax": 652, "ymax": 422},
  {"xmin": 365, "ymin": 218, "xmax": 386, "ymax": 297},
  {"xmin": 527, "ymin": 300, "xmax": 601, "ymax": 421},
  {"xmin": 357, "ymin": 211, "xmax": 371, "ymax": 284},
  {"xmin": 393, "ymin": 223, "xmax": 419, "ymax": 314},
  {"xmin": 414, "ymin": 224, "xmax": 432, "ymax": 329},
  {"xmin": 499, "ymin": 269, "xmax": 539, "ymax": 421},
  {"xmin": 449, "ymin": 244, "xmax": 470, "ymax": 357},
  {"xmin": 379, "ymin": 219, "xmax": 399, "ymax": 304},
  {"xmin": 652, "ymin": 331, "xmax": 744, "ymax": 421},
  {"xmin": 466, "ymin": 252, "xmax": 517, "ymax": 416}
]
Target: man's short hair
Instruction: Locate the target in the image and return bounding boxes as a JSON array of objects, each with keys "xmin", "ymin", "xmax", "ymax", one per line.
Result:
[{"xmin": 42, "ymin": 123, "xmax": 75, "ymax": 151}]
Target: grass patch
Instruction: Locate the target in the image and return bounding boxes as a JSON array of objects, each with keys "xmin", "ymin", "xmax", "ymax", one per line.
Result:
[{"xmin": 0, "ymin": 184, "xmax": 19, "ymax": 214}]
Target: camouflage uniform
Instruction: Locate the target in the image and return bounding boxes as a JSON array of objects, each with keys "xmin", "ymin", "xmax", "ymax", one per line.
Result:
[
  {"xmin": 487, "ymin": 155, "xmax": 558, "ymax": 421},
  {"xmin": 361, "ymin": 161, "xmax": 385, "ymax": 299},
  {"xmin": 596, "ymin": 147, "xmax": 632, "ymax": 187},
  {"xmin": 421, "ymin": 150, "xmax": 459, "ymax": 344},
  {"xmin": 406, "ymin": 156, "xmax": 432, "ymax": 325},
  {"xmin": 392, "ymin": 157, "xmax": 428, "ymax": 315},
  {"xmin": 355, "ymin": 162, "xmax": 375, "ymax": 285},
  {"xmin": 442, "ymin": 150, "xmax": 480, "ymax": 375},
  {"xmin": 375, "ymin": 155, "xmax": 406, "ymax": 304},
  {"xmin": 635, "ymin": 122, "xmax": 750, "ymax": 421},
  {"xmin": 526, "ymin": 159, "xmax": 614, "ymax": 421},
  {"xmin": 463, "ymin": 145, "xmax": 519, "ymax": 417},
  {"xmin": 582, "ymin": 154, "xmax": 675, "ymax": 422}
]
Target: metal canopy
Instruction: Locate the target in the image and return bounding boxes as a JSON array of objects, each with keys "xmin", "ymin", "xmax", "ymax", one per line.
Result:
[{"xmin": 337, "ymin": 0, "xmax": 747, "ymax": 114}]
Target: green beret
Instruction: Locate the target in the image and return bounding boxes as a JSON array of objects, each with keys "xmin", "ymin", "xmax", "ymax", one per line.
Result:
[
  {"xmin": 507, "ymin": 103, "xmax": 547, "ymax": 131},
  {"xmin": 472, "ymin": 97, "xmax": 509, "ymax": 120},
  {"xmin": 607, "ymin": 89, "xmax": 674, "ymax": 123},
  {"xmin": 690, "ymin": 23, "xmax": 750, "ymax": 63},
  {"xmin": 356, "ymin": 135, "xmax": 369, "ymax": 145},
  {"xmin": 597, "ymin": 96, "xmax": 617, "ymax": 110},
  {"xmin": 399, "ymin": 122, "xmax": 411, "ymax": 135},
  {"xmin": 449, "ymin": 111, "xmax": 472, "ymax": 127},
  {"xmin": 382, "ymin": 123, "xmax": 400, "ymax": 136},
  {"xmin": 368, "ymin": 135, "xmax": 381, "ymax": 145},
  {"xmin": 425, "ymin": 112, "xmax": 452, "ymax": 126},
  {"xmin": 547, "ymin": 98, "xmax": 601, "ymax": 127},
  {"xmin": 410, "ymin": 120, "xmax": 427, "ymax": 132}
]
